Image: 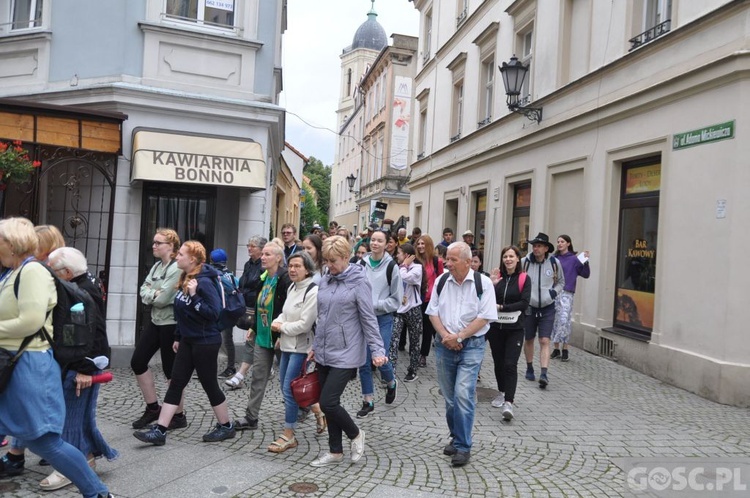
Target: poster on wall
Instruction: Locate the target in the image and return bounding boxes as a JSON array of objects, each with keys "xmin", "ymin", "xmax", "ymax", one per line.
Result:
[{"xmin": 390, "ymin": 76, "xmax": 412, "ymax": 170}]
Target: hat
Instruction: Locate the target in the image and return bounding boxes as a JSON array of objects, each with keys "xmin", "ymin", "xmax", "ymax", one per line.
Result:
[
  {"xmin": 210, "ymin": 248, "xmax": 228, "ymax": 263},
  {"xmin": 528, "ymin": 232, "xmax": 555, "ymax": 252},
  {"xmin": 462, "ymin": 230, "xmax": 474, "ymax": 237}
]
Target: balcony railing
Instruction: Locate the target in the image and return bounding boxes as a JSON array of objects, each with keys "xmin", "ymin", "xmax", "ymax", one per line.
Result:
[
  {"xmin": 422, "ymin": 51, "xmax": 431, "ymax": 64},
  {"xmin": 450, "ymin": 133, "xmax": 461, "ymax": 143},
  {"xmin": 417, "ymin": 152, "xmax": 425, "ymax": 160},
  {"xmin": 456, "ymin": 8, "xmax": 467, "ymax": 28},
  {"xmin": 629, "ymin": 19, "xmax": 671, "ymax": 51},
  {"xmin": 477, "ymin": 117, "xmax": 491, "ymax": 129}
]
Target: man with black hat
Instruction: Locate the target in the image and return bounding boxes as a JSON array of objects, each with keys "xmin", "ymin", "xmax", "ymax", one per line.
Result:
[{"xmin": 520, "ymin": 233, "xmax": 565, "ymax": 389}]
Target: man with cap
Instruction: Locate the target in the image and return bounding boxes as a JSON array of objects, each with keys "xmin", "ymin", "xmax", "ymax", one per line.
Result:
[
  {"xmin": 520, "ymin": 233, "xmax": 565, "ymax": 389},
  {"xmin": 210, "ymin": 248, "xmax": 240, "ymax": 378},
  {"xmin": 462, "ymin": 230, "xmax": 477, "ymax": 251}
]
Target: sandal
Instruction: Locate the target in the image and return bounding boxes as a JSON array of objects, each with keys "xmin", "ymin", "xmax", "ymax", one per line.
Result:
[
  {"xmin": 314, "ymin": 413, "xmax": 327, "ymax": 434},
  {"xmin": 267, "ymin": 434, "xmax": 298, "ymax": 453},
  {"xmin": 40, "ymin": 470, "xmax": 72, "ymax": 491},
  {"xmin": 224, "ymin": 374, "xmax": 243, "ymax": 389}
]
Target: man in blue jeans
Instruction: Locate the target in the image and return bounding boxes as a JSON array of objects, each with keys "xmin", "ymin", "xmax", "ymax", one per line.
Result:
[{"xmin": 426, "ymin": 242, "xmax": 497, "ymax": 467}]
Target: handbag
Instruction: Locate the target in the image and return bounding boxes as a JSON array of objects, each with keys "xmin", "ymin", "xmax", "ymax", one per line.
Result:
[
  {"xmin": 290, "ymin": 358, "xmax": 320, "ymax": 408},
  {"xmin": 0, "ymin": 334, "xmax": 37, "ymax": 393},
  {"xmin": 235, "ymin": 307, "xmax": 255, "ymax": 331}
]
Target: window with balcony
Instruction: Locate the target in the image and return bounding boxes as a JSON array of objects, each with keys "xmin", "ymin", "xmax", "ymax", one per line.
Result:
[
  {"xmin": 456, "ymin": 0, "xmax": 469, "ymax": 28},
  {"xmin": 8, "ymin": 0, "xmax": 43, "ymax": 30},
  {"xmin": 166, "ymin": 0, "xmax": 235, "ymax": 28},
  {"xmin": 477, "ymin": 57, "xmax": 494, "ymax": 128},
  {"xmin": 447, "ymin": 52, "xmax": 467, "ymax": 143},
  {"xmin": 517, "ymin": 28, "xmax": 534, "ymax": 104},
  {"xmin": 423, "ymin": 9, "xmax": 432, "ymax": 63},
  {"xmin": 630, "ymin": 0, "xmax": 672, "ymax": 51}
]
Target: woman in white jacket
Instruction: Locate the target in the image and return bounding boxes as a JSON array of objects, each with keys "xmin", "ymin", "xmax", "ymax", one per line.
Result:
[
  {"xmin": 268, "ymin": 252, "xmax": 324, "ymax": 453},
  {"xmin": 390, "ymin": 243, "xmax": 423, "ymax": 382}
]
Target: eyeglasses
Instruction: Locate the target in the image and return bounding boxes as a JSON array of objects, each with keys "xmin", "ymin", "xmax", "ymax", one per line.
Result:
[
  {"xmin": 281, "ymin": 231, "xmax": 294, "ymax": 236},
  {"xmin": 152, "ymin": 241, "xmax": 170, "ymax": 246}
]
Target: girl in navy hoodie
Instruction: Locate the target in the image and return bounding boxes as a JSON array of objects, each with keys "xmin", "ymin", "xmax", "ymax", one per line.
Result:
[{"xmin": 134, "ymin": 241, "xmax": 235, "ymax": 445}]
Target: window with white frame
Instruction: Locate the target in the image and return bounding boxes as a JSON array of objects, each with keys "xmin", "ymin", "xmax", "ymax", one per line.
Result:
[
  {"xmin": 448, "ymin": 53, "xmax": 467, "ymax": 142},
  {"xmin": 419, "ymin": 105, "xmax": 428, "ymax": 157},
  {"xmin": 423, "ymin": 9, "xmax": 432, "ymax": 62},
  {"xmin": 380, "ymin": 74, "xmax": 386, "ymax": 111},
  {"xmin": 166, "ymin": 0, "xmax": 235, "ymax": 28},
  {"xmin": 644, "ymin": 0, "xmax": 671, "ymax": 29},
  {"xmin": 377, "ymin": 135, "xmax": 384, "ymax": 177},
  {"xmin": 456, "ymin": 0, "xmax": 469, "ymax": 28},
  {"xmin": 9, "ymin": 0, "xmax": 43, "ymax": 30},
  {"xmin": 518, "ymin": 27, "xmax": 533, "ymax": 103},
  {"xmin": 478, "ymin": 57, "xmax": 494, "ymax": 126}
]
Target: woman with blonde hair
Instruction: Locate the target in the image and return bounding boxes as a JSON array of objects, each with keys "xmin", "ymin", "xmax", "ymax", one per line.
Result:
[
  {"xmin": 34, "ymin": 224, "xmax": 65, "ymax": 262},
  {"xmin": 134, "ymin": 241, "xmax": 235, "ymax": 445},
  {"xmin": 130, "ymin": 228, "xmax": 186, "ymax": 430},
  {"xmin": 0, "ymin": 217, "xmax": 113, "ymax": 498}
]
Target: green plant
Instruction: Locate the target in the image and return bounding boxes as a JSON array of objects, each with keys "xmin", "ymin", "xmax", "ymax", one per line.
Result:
[{"xmin": 0, "ymin": 140, "xmax": 41, "ymax": 189}]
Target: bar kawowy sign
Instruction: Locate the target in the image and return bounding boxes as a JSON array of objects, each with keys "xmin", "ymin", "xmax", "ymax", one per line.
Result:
[
  {"xmin": 131, "ymin": 129, "xmax": 266, "ymax": 189},
  {"xmin": 672, "ymin": 121, "xmax": 734, "ymax": 150}
]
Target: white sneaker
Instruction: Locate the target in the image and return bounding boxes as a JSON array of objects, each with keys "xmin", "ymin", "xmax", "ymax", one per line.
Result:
[
  {"xmin": 502, "ymin": 401, "xmax": 514, "ymax": 421},
  {"xmin": 351, "ymin": 429, "xmax": 366, "ymax": 462},
  {"xmin": 491, "ymin": 394, "xmax": 505, "ymax": 408},
  {"xmin": 310, "ymin": 452, "xmax": 344, "ymax": 467},
  {"xmin": 224, "ymin": 373, "xmax": 244, "ymax": 388}
]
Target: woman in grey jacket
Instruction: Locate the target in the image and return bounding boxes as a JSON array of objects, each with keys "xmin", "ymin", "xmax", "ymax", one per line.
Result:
[{"xmin": 308, "ymin": 236, "xmax": 389, "ymax": 467}]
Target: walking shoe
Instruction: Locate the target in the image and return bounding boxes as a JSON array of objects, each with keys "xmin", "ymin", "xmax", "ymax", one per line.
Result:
[
  {"xmin": 310, "ymin": 452, "xmax": 344, "ymax": 467},
  {"xmin": 451, "ymin": 450, "xmax": 471, "ymax": 467},
  {"xmin": 350, "ymin": 429, "xmax": 366, "ymax": 462},
  {"xmin": 418, "ymin": 355, "xmax": 427, "ymax": 368},
  {"xmin": 561, "ymin": 349, "xmax": 569, "ymax": 362},
  {"xmin": 40, "ymin": 470, "xmax": 72, "ymax": 491},
  {"xmin": 133, "ymin": 425, "xmax": 167, "ymax": 446},
  {"xmin": 356, "ymin": 401, "xmax": 374, "ymax": 418},
  {"xmin": 218, "ymin": 367, "xmax": 236, "ymax": 378},
  {"xmin": 443, "ymin": 438, "xmax": 457, "ymax": 456},
  {"xmin": 525, "ymin": 367, "xmax": 535, "ymax": 381},
  {"xmin": 491, "ymin": 394, "xmax": 505, "ymax": 408},
  {"xmin": 385, "ymin": 379, "xmax": 398, "ymax": 404},
  {"xmin": 539, "ymin": 373, "xmax": 549, "ymax": 389},
  {"xmin": 404, "ymin": 369, "xmax": 418, "ymax": 382},
  {"xmin": 550, "ymin": 349, "xmax": 561, "ymax": 360},
  {"xmin": 0, "ymin": 453, "xmax": 24, "ymax": 477},
  {"xmin": 132, "ymin": 406, "xmax": 161, "ymax": 429},
  {"xmin": 233, "ymin": 417, "xmax": 258, "ymax": 430},
  {"xmin": 202, "ymin": 423, "xmax": 236, "ymax": 442},
  {"xmin": 224, "ymin": 373, "xmax": 244, "ymax": 389},
  {"xmin": 502, "ymin": 401, "xmax": 514, "ymax": 421},
  {"xmin": 168, "ymin": 412, "xmax": 188, "ymax": 430}
]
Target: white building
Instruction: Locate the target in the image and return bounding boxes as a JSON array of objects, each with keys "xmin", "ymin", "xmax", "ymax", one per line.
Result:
[
  {"xmin": 0, "ymin": 0, "xmax": 286, "ymax": 363},
  {"xmin": 408, "ymin": 0, "xmax": 750, "ymax": 406}
]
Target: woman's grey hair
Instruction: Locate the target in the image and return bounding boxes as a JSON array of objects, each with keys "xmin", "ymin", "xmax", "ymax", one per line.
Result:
[
  {"xmin": 247, "ymin": 235, "xmax": 267, "ymax": 249},
  {"xmin": 48, "ymin": 247, "xmax": 88, "ymax": 277},
  {"xmin": 287, "ymin": 251, "xmax": 316, "ymax": 277}
]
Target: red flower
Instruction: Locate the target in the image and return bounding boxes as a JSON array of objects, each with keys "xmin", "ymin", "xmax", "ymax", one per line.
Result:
[{"xmin": 33, "ymin": 160, "xmax": 42, "ymax": 168}]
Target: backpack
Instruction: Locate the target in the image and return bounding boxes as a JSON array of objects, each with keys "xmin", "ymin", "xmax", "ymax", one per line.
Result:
[
  {"xmin": 215, "ymin": 270, "xmax": 246, "ymax": 329},
  {"xmin": 435, "ymin": 271, "xmax": 484, "ymax": 300},
  {"xmin": 14, "ymin": 261, "xmax": 97, "ymax": 374},
  {"xmin": 359, "ymin": 258, "xmax": 397, "ymax": 286},
  {"xmin": 522, "ymin": 255, "xmax": 559, "ymax": 285}
]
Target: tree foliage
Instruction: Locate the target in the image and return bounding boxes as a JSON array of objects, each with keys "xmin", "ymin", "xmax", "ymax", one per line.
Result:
[{"xmin": 300, "ymin": 156, "xmax": 331, "ymax": 235}]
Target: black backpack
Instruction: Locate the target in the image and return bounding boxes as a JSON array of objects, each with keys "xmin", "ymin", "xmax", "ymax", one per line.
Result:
[
  {"xmin": 359, "ymin": 258, "xmax": 397, "ymax": 286},
  {"xmin": 15, "ymin": 261, "xmax": 97, "ymax": 374},
  {"xmin": 435, "ymin": 271, "xmax": 484, "ymax": 300}
]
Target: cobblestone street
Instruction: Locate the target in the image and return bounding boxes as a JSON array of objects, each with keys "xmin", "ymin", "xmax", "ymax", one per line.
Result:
[{"xmin": 3, "ymin": 346, "xmax": 749, "ymax": 497}]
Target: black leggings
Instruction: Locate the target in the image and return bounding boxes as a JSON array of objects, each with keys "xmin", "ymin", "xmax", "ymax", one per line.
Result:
[
  {"xmin": 420, "ymin": 301, "xmax": 437, "ymax": 357},
  {"xmin": 486, "ymin": 325, "xmax": 525, "ymax": 403},
  {"xmin": 130, "ymin": 322, "xmax": 177, "ymax": 378},
  {"xmin": 318, "ymin": 365, "xmax": 359, "ymax": 454},
  {"xmin": 164, "ymin": 340, "xmax": 225, "ymax": 407}
]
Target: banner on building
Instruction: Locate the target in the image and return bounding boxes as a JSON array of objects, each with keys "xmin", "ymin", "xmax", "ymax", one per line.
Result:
[
  {"xmin": 390, "ymin": 76, "xmax": 412, "ymax": 170},
  {"xmin": 131, "ymin": 129, "xmax": 266, "ymax": 189}
]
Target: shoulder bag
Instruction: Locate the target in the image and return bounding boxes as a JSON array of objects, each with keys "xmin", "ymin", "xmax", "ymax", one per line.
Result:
[{"xmin": 0, "ymin": 334, "xmax": 37, "ymax": 393}]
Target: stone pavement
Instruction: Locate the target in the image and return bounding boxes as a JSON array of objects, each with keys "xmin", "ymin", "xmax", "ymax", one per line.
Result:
[{"xmin": 2, "ymin": 345, "xmax": 750, "ymax": 497}]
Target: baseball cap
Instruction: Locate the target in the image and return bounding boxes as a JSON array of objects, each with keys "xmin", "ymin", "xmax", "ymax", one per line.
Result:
[{"xmin": 210, "ymin": 248, "xmax": 228, "ymax": 263}]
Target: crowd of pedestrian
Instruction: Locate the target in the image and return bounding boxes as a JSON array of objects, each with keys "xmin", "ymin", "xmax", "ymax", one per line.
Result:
[{"xmin": 0, "ymin": 217, "xmax": 592, "ymax": 496}]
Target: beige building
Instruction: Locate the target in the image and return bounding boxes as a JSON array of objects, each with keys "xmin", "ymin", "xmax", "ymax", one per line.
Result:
[{"xmin": 409, "ymin": 0, "xmax": 749, "ymax": 405}]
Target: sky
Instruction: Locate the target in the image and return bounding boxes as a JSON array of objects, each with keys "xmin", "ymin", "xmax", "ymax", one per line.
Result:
[{"xmin": 280, "ymin": 0, "xmax": 419, "ymax": 166}]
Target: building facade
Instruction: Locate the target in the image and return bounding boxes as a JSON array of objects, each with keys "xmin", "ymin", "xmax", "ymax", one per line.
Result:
[
  {"xmin": 0, "ymin": 0, "xmax": 286, "ymax": 362},
  {"xmin": 408, "ymin": 0, "xmax": 749, "ymax": 405}
]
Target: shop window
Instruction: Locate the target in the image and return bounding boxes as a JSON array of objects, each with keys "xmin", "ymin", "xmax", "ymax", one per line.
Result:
[
  {"xmin": 473, "ymin": 190, "xmax": 487, "ymax": 253},
  {"xmin": 511, "ymin": 182, "xmax": 531, "ymax": 254},
  {"xmin": 166, "ymin": 0, "xmax": 235, "ymax": 28},
  {"xmin": 10, "ymin": 0, "xmax": 42, "ymax": 30},
  {"xmin": 613, "ymin": 159, "xmax": 660, "ymax": 336}
]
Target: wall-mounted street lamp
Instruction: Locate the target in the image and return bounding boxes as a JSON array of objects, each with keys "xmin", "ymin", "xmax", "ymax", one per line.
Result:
[
  {"xmin": 499, "ymin": 56, "xmax": 542, "ymax": 123},
  {"xmin": 346, "ymin": 173, "xmax": 359, "ymax": 194}
]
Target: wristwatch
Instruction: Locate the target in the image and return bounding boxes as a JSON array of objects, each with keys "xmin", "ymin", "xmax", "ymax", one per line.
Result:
[{"xmin": 456, "ymin": 335, "xmax": 463, "ymax": 344}]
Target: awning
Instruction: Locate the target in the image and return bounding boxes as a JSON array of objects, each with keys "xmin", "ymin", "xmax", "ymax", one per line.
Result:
[{"xmin": 131, "ymin": 129, "xmax": 266, "ymax": 189}]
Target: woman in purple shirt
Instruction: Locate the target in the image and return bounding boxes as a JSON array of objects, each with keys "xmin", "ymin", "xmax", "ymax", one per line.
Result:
[{"xmin": 551, "ymin": 235, "xmax": 590, "ymax": 361}]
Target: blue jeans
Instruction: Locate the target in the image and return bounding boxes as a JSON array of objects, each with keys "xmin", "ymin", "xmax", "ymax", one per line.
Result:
[
  {"xmin": 279, "ymin": 351, "xmax": 307, "ymax": 429},
  {"xmin": 434, "ymin": 335, "xmax": 486, "ymax": 453},
  {"xmin": 358, "ymin": 313, "xmax": 395, "ymax": 397}
]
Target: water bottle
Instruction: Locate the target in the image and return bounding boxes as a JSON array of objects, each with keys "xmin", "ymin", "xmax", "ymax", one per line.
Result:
[{"xmin": 70, "ymin": 302, "xmax": 86, "ymax": 325}]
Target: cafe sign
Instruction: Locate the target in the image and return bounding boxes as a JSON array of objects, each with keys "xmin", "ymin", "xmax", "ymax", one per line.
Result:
[
  {"xmin": 131, "ymin": 129, "xmax": 266, "ymax": 189},
  {"xmin": 672, "ymin": 121, "xmax": 734, "ymax": 150}
]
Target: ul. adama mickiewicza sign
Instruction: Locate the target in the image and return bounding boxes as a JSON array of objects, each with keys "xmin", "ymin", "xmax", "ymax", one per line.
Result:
[{"xmin": 131, "ymin": 130, "xmax": 266, "ymax": 189}]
